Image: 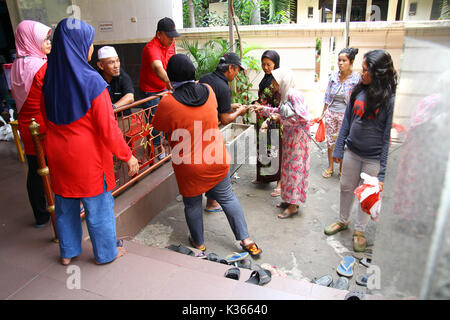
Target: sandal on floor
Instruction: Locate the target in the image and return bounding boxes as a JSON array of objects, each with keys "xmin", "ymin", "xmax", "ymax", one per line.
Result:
[
  {"xmin": 322, "ymin": 169, "xmax": 333, "ymax": 178},
  {"xmin": 313, "ymin": 274, "xmax": 333, "ymax": 287},
  {"xmin": 270, "ymin": 188, "xmax": 281, "ymax": 197},
  {"xmin": 337, "ymin": 255, "xmax": 355, "ymax": 278},
  {"xmin": 225, "ymin": 267, "xmax": 240, "ymax": 280},
  {"xmin": 241, "ymin": 242, "xmax": 262, "ymax": 258},
  {"xmin": 220, "ymin": 252, "xmax": 249, "ymax": 264},
  {"xmin": 333, "ymin": 276, "xmax": 350, "ymax": 290},
  {"xmin": 356, "ymin": 275, "xmax": 369, "ymax": 287},
  {"xmin": 166, "ymin": 244, "xmax": 195, "ymax": 256},
  {"xmin": 278, "ymin": 209, "xmax": 298, "ymax": 219},
  {"xmin": 245, "ymin": 269, "xmax": 271, "ymax": 286},
  {"xmin": 188, "ymin": 236, "xmax": 206, "ymax": 252},
  {"xmin": 353, "ymin": 232, "xmax": 367, "ymax": 253},
  {"xmin": 324, "ymin": 221, "xmax": 349, "ymax": 236}
]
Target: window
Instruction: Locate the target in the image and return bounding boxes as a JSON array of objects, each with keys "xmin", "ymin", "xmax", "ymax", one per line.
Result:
[
  {"xmin": 409, "ymin": 2, "xmax": 418, "ymax": 16},
  {"xmin": 308, "ymin": 7, "xmax": 314, "ymax": 18}
]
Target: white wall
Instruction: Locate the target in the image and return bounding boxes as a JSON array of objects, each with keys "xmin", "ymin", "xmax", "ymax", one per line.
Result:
[
  {"xmin": 297, "ymin": 0, "xmax": 320, "ymax": 23},
  {"xmin": 402, "ymin": 0, "xmax": 434, "ymax": 20},
  {"xmin": 72, "ymin": 0, "xmax": 183, "ymax": 44}
]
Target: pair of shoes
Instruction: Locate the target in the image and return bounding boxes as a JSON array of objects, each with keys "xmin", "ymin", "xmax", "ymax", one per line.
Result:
[
  {"xmin": 337, "ymin": 256, "xmax": 356, "ymax": 277},
  {"xmin": 322, "ymin": 169, "xmax": 333, "ymax": 178},
  {"xmin": 224, "ymin": 267, "xmax": 272, "ymax": 286},
  {"xmin": 353, "ymin": 231, "xmax": 367, "ymax": 252},
  {"xmin": 240, "ymin": 242, "xmax": 262, "ymax": 258},
  {"xmin": 188, "ymin": 236, "xmax": 206, "ymax": 252},
  {"xmin": 270, "ymin": 188, "xmax": 281, "ymax": 197},
  {"xmin": 312, "ymin": 274, "xmax": 350, "ymax": 290},
  {"xmin": 324, "ymin": 221, "xmax": 349, "ymax": 236},
  {"xmin": 204, "ymin": 207, "xmax": 223, "ymax": 213}
]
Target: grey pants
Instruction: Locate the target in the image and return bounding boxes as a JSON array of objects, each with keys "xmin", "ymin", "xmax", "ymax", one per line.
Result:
[
  {"xmin": 339, "ymin": 149, "xmax": 380, "ymax": 232},
  {"xmin": 182, "ymin": 173, "xmax": 249, "ymax": 246}
]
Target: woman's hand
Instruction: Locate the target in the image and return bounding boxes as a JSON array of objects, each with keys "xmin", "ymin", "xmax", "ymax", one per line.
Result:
[
  {"xmin": 127, "ymin": 155, "xmax": 139, "ymax": 176},
  {"xmin": 270, "ymin": 113, "xmax": 280, "ymax": 122},
  {"xmin": 251, "ymin": 103, "xmax": 264, "ymax": 113},
  {"xmin": 333, "ymin": 157, "xmax": 342, "ymax": 164},
  {"xmin": 379, "ymin": 181, "xmax": 384, "ymax": 192}
]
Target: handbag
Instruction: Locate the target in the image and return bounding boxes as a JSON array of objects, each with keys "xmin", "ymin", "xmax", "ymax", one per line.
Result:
[{"xmin": 279, "ymin": 100, "xmax": 297, "ymax": 119}]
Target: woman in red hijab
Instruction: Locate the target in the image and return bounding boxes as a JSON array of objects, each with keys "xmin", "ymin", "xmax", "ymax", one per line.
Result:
[{"xmin": 11, "ymin": 20, "xmax": 52, "ymax": 227}]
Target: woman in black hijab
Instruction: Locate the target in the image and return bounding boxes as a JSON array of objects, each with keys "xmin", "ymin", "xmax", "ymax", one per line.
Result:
[{"xmin": 253, "ymin": 50, "xmax": 282, "ymax": 197}]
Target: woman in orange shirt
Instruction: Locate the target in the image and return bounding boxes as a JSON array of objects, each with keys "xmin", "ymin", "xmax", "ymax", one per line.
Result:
[{"xmin": 153, "ymin": 54, "xmax": 262, "ymax": 257}]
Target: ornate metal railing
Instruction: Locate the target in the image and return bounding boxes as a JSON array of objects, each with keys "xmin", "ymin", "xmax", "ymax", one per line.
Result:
[{"xmin": 111, "ymin": 92, "xmax": 171, "ymax": 196}]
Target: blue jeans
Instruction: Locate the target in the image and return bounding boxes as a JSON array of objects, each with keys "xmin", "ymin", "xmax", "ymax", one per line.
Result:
[
  {"xmin": 141, "ymin": 90, "xmax": 165, "ymax": 147},
  {"xmin": 54, "ymin": 179, "xmax": 118, "ymax": 264},
  {"xmin": 182, "ymin": 173, "xmax": 249, "ymax": 245}
]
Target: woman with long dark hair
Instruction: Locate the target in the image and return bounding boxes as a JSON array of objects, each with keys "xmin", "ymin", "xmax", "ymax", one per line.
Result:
[{"xmin": 324, "ymin": 50, "xmax": 397, "ymax": 252}]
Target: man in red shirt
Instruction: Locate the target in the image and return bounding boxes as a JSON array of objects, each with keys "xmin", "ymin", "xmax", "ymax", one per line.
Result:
[{"xmin": 139, "ymin": 17, "xmax": 179, "ymax": 159}]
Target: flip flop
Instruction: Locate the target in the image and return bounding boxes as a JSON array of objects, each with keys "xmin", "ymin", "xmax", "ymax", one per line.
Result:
[
  {"xmin": 245, "ymin": 269, "xmax": 272, "ymax": 286},
  {"xmin": 233, "ymin": 259, "xmax": 253, "ymax": 270},
  {"xmin": 360, "ymin": 257, "xmax": 372, "ymax": 268},
  {"xmin": 220, "ymin": 252, "xmax": 249, "ymax": 264},
  {"xmin": 278, "ymin": 210, "xmax": 298, "ymax": 219},
  {"xmin": 353, "ymin": 232, "xmax": 366, "ymax": 253},
  {"xmin": 270, "ymin": 188, "xmax": 281, "ymax": 197},
  {"xmin": 188, "ymin": 236, "xmax": 206, "ymax": 252},
  {"xmin": 241, "ymin": 242, "xmax": 262, "ymax": 258},
  {"xmin": 333, "ymin": 276, "xmax": 350, "ymax": 290},
  {"xmin": 356, "ymin": 275, "xmax": 369, "ymax": 287},
  {"xmin": 224, "ymin": 267, "xmax": 240, "ymax": 280},
  {"xmin": 322, "ymin": 169, "xmax": 333, "ymax": 178},
  {"xmin": 204, "ymin": 207, "xmax": 223, "ymax": 213},
  {"xmin": 313, "ymin": 275, "xmax": 333, "ymax": 287},
  {"xmin": 203, "ymin": 252, "xmax": 219, "ymax": 262},
  {"xmin": 336, "ymin": 256, "xmax": 355, "ymax": 278}
]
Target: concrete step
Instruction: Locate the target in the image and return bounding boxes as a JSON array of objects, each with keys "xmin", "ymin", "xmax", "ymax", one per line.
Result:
[{"xmin": 122, "ymin": 239, "xmax": 370, "ymax": 300}]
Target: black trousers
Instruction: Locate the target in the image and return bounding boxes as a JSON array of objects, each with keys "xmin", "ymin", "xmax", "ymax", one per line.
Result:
[{"xmin": 26, "ymin": 155, "xmax": 49, "ymax": 225}]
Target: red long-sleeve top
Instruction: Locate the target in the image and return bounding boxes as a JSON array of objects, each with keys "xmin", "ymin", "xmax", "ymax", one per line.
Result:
[{"xmin": 41, "ymin": 89, "xmax": 132, "ymax": 198}]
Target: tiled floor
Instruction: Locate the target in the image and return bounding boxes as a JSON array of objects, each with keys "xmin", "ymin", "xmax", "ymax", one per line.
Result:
[{"xmin": 0, "ymin": 141, "xmax": 378, "ymax": 300}]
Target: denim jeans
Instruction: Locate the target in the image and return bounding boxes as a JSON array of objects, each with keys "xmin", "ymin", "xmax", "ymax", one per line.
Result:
[
  {"xmin": 182, "ymin": 173, "xmax": 250, "ymax": 245},
  {"xmin": 141, "ymin": 90, "xmax": 165, "ymax": 147},
  {"xmin": 54, "ymin": 179, "xmax": 118, "ymax": 264}
]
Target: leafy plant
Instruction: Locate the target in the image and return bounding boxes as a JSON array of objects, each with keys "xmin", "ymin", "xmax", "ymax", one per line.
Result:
[{"xmin": 178, "ymin": 39, "xmax": 262, "ymax": 106}]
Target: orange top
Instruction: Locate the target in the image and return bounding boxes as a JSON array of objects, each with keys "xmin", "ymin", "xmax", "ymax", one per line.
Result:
[{"xmin": 152, "ymin": 86, "xmax": 230, "ymax": 197}]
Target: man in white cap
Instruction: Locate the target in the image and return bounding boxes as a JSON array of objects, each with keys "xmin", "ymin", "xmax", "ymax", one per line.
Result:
[{"xmin": 97, "ymin": 46, "xmax": 134, "ymax": 115}]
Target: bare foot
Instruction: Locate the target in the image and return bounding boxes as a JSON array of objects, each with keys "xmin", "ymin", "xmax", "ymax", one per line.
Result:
[
  {"xmin": 61, "ymin": 257, "xmax": 71, "ymax": 266},
  {"xmin": 95, "ymin": 247, "xmax": 126, "ymax": 265}
]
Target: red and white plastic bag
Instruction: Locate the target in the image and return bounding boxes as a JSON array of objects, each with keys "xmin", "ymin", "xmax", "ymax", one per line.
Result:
[{"xmin": 354, "ymin": 173, "xmax": 382, "ymax": 221}]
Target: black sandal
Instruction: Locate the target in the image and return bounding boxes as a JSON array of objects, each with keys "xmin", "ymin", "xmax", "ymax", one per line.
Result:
[{"xmin": 245, "ymin": 269, "xmax": 272, "ymax": 286}]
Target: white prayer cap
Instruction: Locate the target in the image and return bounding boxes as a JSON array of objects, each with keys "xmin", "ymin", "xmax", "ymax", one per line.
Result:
[{"xmin": 97, "ymin": 46, "xmax": 118, "ymax": 60}]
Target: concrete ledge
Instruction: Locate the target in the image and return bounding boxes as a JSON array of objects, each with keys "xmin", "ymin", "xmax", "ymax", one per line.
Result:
[{"xmin": 113, "ymin": 162, "xmax": 179, "ymax": 238}]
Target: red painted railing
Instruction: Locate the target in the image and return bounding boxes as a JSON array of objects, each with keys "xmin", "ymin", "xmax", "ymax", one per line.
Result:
[{"xmin": 112, "ymin": 92, "xmax": 171, "ymax": 196}]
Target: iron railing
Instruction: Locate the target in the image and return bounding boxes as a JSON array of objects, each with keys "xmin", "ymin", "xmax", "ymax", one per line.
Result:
[{"xmin": 111, "ymin": 92, "xmax": 171, "ymax": 196}]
